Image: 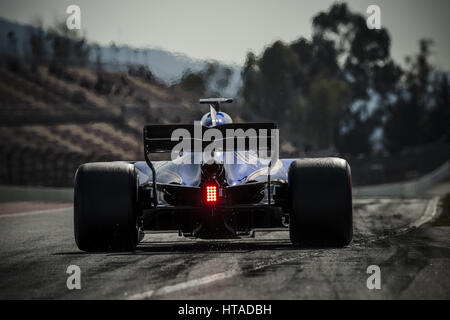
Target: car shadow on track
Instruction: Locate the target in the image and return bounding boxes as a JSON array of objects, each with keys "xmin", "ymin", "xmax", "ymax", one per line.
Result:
[
  {"xmin": 54, "ymin": 230, "xmax": 355, "ymax": 256},
  {"xmin": 136, "ymin": 239, "xmax": 295, "ymax": 254},
  {"xmin": 53, "ymin": 239, "xmax": 301, "ymax": 256}
]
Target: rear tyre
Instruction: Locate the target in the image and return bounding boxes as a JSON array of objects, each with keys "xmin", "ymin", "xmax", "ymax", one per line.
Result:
[
  {"xmin": 74, "ymin": 162, "xmax": 139, "ymax": 252},
  {"xmin": 288, "ymin": 158, "xmax": 352, "ymax": 247}
]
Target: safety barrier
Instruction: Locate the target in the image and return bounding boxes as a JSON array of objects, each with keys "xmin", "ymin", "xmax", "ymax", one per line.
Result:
[
  {"xmin": 353, "ymin": 161, "xmax": 450, "ymax": 197},
  {"xmin": 1, "ymin": 161, "xmax": 448, "ymax": 202},
  {"xmin": 0, "ymin": 184, "xmax": 73, "ymax": 202}
]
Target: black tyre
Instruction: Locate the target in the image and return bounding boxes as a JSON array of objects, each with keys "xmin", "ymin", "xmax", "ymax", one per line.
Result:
[
  {"xmin": 74, "ymin": 162, "xmax": 139, "ymax": 252},
  {"xmin": 288, "ymin": 157, "xmax": 352, "ymax": 247}
]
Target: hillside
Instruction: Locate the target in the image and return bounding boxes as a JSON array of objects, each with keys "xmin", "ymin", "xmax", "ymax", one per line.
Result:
[
  {"xmin": 0, "ymin": 62, "xmax": 205, "ymax": 187},
  {"xmin": 0, "ymin": 17, "xmax": 242, "ymax": 96}
]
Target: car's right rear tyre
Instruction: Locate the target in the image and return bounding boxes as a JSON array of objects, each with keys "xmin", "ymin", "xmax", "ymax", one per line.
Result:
[
  {"xmin": 74, "ymin": 162, "xmax": 139, "ymax": 252},
  {"xmin": 288, "ymin": 157, "xmax": 353, "ymax": 247}
]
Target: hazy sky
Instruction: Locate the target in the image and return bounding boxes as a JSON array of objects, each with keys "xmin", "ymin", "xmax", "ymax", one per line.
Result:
[{"xmin": 1, "ymin": 0, "xmax": 449, "ymax": 69}]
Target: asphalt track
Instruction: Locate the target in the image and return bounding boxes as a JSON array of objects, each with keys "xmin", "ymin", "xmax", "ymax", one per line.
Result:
[{"xmin": 0, "ymin": 196, "xmax": 449, "ymax": 299}]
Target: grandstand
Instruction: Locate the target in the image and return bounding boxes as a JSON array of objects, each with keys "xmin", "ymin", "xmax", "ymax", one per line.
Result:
[{"xmin": 0, "ymin": 64, "xmax": 197, "ymax": 187}]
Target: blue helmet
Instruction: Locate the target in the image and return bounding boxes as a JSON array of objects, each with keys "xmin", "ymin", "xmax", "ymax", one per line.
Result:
[{"xmin": 201, "ymin": 111, "xmax": 233, "ymax": 127}]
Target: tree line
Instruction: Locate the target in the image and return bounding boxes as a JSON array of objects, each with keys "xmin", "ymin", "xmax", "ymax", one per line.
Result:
[{"xmin": 240, "ymin": 3, "xmax": 449, "ymax": 155}]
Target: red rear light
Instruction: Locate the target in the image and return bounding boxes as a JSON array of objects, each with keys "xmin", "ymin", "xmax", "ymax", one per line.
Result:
[{"xmin": 205, "ymin": 184, "xmax": 218, "ymax": 204}]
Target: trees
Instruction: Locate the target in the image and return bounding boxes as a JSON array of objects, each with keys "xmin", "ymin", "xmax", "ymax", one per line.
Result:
[
  {"xmin": 430, "ymin": 73, "xmax": 450, "ymax": 142},
  {"xmin": 178, "ymin": 70, "xmax": 207, "ymax": 95},
  {"xmin": 45, "ymin": 21, "xmax": 91, "ymax": 67},
  {"xmin": 241, "ymin": 2, "xmax": 400, "ymax": 154},
  {"xmin": 29, "ymin": 27, "xmax": 45, "ymax": 65},
  {"xmin": 240, "ymin": 2, "xmax": 449, "ymax": 156},
  {"xmin": 176, "ymin": 62, "xmax": 234, "ymax": 97},
  {"xmin": 311, "ymin": 3, "xmax": 400, "ymax": 154},
  {"xmin": 384, "ymin": 40, "xmax": 450, "ymax": 152}
]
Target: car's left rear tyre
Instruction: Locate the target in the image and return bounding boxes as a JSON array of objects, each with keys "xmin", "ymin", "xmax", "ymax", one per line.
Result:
[{"xmin": 74, "ymin": 162, "xmax": 139, "ymax": 252}]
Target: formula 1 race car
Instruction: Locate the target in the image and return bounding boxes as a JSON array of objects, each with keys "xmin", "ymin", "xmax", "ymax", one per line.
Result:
[{"xmin": 74, "ymin": 98, "xmax": 352, "ymax": 251}]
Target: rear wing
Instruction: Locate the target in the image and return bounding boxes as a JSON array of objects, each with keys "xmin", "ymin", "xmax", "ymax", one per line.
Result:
[
  {"xmin": 143, "ymin": 123, "xmax": 278, "ymax": 153},
  {"xmin": 143, "ymin": 122, "xmax": 278, "ymax": 208},
  {"xmin": 199, "ymin": 98, "xmax": 233, "ymax": 105}
]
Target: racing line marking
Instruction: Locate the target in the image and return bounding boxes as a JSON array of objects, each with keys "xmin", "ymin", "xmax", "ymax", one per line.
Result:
[
  {"xmin": 410, "ymin": 196, "xmax": 440, "ymax": 228},
  {"xmin": 391, "ymin": 196, "xmax": 440, "ymax": 236},
  {"xmin": 128, "ymin": 256, "xmax": 298, "ymax": 300},
  {"xmin": 128, "ymin": 269, "xmax": 238, "ymax": 300}
]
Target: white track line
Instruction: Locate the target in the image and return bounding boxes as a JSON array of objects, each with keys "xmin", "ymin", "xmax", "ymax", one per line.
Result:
[
  {"xmin": 410, "ymin": 196, "xmax": 440, "ymax": 228},
  {"xmin": 365, "ymin": 196, "xmax": 441, "ymax": 241},
  {"xmin": 0, "ymin": 206, "xmax": 72, "ymax": 218},
  {"xmin": 128, "ymin": 256, "xmax": 297, "ymax": 300},
  {"xmin": 128, "ymin": 269, "xmax": 237, "ymax": 300}
]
